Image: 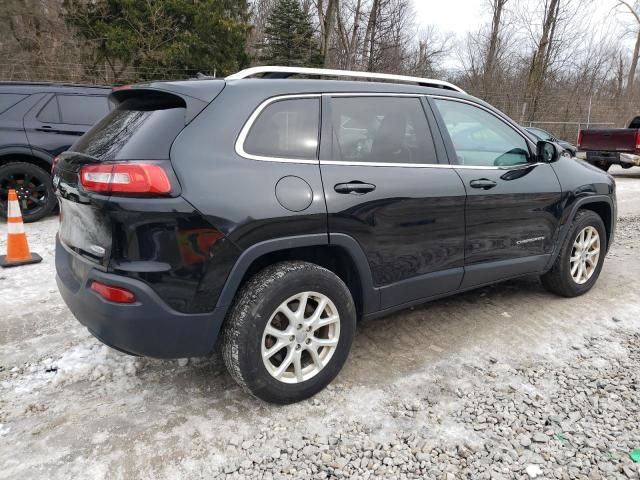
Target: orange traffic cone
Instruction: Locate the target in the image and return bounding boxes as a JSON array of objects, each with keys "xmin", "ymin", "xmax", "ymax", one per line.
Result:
[{"xmin": 0, "ymin": 189, "xmax": 42, "ymax": 268}]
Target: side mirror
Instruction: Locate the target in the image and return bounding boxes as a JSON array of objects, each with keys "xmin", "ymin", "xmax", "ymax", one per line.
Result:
[{"xmin": 536, "ymin": 140, "xmax": 560, "ymax": 163}]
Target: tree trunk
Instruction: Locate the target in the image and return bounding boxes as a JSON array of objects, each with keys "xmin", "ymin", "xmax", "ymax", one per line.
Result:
[
  {"xmin": 362, "ymin": 0, "xmax": 380, "ymax": 71},
  {"xmin": 626, "ymin": 30, "xmax": 640, "ymax": 97},
  {"xmin": 322, "ymin": 0, "xmax": 337, "ymax": 67},
  {"xmin": 483, "ymin": 0, "xmax": 508, "ymax": 90},
  {"xmin": 524, "ymin": 0, "xmax": 560, "ymax": 121}
]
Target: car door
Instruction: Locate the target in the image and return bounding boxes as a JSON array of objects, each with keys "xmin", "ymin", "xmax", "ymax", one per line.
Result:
[
  {"xmin": 320, "ymin": 94, "xmax": 466, "ymax": 311},
  {"xmin": 24, "ymin": 94, "xmax": 110, "ymax": 157},
  {"xmin": 429, "ymin": 97, "xmax": 562, "ymax": 288}
]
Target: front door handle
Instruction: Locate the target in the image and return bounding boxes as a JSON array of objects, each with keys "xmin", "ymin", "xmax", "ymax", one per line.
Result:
[
  {"xmin": 334, "ymin": 181, "xmax": 376, "ymax": 194},
  {"xmin": 469, "ymin": 178, "xmax": 497, "ymax": 190}
]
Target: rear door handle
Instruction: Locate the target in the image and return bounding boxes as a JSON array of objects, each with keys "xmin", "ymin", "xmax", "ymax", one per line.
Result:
[
  {"xmin": 334, "ymin": 181, "xmax": 376, "ymax": 194},
  {"xmin": 469, "ymin": 178, "xmax": 497, "ymax": 190}
]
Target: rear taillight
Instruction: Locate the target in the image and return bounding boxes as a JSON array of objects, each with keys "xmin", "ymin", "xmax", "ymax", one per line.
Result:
[
  {"xmin": 91, "ymin": 281, "xmax": 136, "ymax": 304},
  {"xmin": 635, "ymin": 130, "xmax": 640, "ymax": 150},
  {"xmin": 576, "ymin": 130, "xmax": 583, "ymax": 149},
  {"xmin": 80, "ymin": 163, "xmax": 171, "ymax": 195}
]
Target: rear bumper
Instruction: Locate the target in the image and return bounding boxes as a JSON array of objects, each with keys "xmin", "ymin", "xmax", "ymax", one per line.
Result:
[
  {"xmin": 55, "ymin": 237, "xmax": 227, "ymax": 358},
  {"xmin": 579, "ymin": 150, "xmax": 640, "ymax": 167}
]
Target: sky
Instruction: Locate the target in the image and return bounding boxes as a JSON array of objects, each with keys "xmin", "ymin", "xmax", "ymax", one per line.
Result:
[
  {"xmin": 411, "ymin": 0, "xmax": 634, "ymax": 63},
  {"xmin": 412, "ymin": 0, "xmax": 484, "ymax": 38},
  {"xmin": 412, "ymin": 0, "xmax": 625, "ymax": 37}
]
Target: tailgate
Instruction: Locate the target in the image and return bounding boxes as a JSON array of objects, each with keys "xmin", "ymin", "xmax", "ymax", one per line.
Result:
[
  {"xmin": 55, "ymin": 154, "xmax": 113, "ymax": 266},
  {"xmin": 53, "ymin": 88, "xmax": 208, "ymax": 266},
  {"xmin": 580, "ymin": 128, "xmax": 638, "ymax": 153}
]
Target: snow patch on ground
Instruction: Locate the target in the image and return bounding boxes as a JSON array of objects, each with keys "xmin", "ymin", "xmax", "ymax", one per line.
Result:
[
  {"xmin": 3, "ymin": 340, "xmax": 140, "ymax": 397},
  {"xmin": 50, "ymin": 343, "xmax": 139, "ymax": 386}
]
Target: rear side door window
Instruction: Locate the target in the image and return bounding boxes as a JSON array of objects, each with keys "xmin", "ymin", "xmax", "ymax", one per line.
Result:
[
  {"xmin": 433, "ymin": 99, "xmax": 531, "ymax": 167},
  {"xmin": 242, "ymin": 98, "xmax": 320, "ymax": 160},
  {"xmin": 330, "ymin": 96, "xmax": 437, "ymax": 164}
]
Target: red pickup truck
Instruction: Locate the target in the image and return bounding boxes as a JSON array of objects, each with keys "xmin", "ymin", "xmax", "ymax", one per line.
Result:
[{"xmin": 577, "ymin": 116, "xmax": 640, "ymax": 171}]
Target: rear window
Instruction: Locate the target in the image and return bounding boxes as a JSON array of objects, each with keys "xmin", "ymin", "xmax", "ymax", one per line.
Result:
[
  {"xmin": 243, "ymin": 98, "xmax": 320, "ymax": 160},
  {"xmin": 0, "ymin": 93, "xmax": 27, "ymax": 115},
  {"xmin": 71, "ymin": 95, "xmax": 186, "ymax": 160}
]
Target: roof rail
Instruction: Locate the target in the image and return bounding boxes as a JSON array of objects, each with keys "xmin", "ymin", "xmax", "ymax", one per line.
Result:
[{"xmin": 226, "ymin": 66, "xmax": 465, "ymax": 94}]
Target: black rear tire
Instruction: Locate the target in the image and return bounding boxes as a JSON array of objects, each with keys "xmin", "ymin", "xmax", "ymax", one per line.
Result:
[
  {"xmin": 221, "ymin": 261, "xmax": 356, "ymax": 404},
  {"xmin": 0, "ymin": 162, "xmax": 56, "ymax": 222},
  {"xmin": 594, "ymin": 161, "xmax": 611, "ymax": 172},
  {"xmin": 540, "ymin": 210, "xmax": 606, "ymax": 297}
]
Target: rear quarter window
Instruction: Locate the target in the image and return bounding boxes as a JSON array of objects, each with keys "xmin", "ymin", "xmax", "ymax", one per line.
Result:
[
  {"xmin": 38, "ymin": 96, "xmax": 60, "ymax": 123},
  {"xmin": 58, "ymin": 95, "xmax": 110, "ymax": 125},
  {"xmin": 242, "ymin": 98, "xmax": 320, "ymax": 160}
]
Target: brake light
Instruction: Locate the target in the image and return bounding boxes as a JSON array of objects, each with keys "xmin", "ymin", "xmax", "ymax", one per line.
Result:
[
  {"xmin": 80, "ymin": 163, "xmax": 171, "ymax": 195},
  {"xmin": 576, "ymin": 130, "xmax": 583, "ymax": 149},
  {"xmin": 636, "ymin": 130, "xmax": 640, "ymax": 150},
  {"xmin": 90, "ymin": 281, "xmax": 136, "ymax": 304}
]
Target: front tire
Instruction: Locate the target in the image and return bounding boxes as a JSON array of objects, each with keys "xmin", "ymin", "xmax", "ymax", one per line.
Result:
[
  {"xmin": 221, "ymin": 261, "xmax": 356, "ymax": 404},
  {"xmin": 541, "ymin": 210, "xmax": 606, "ymax": 297}
]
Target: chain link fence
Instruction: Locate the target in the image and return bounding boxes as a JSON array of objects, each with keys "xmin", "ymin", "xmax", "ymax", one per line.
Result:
[{"xmin": 471, "ymin": 89, "xmax": 631, "ymax": 142}]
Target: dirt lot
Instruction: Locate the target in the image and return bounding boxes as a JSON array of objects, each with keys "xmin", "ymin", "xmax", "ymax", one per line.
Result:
[{"xmin": 1, "ymin": 167, "xmax": 639, "ymax": 479}]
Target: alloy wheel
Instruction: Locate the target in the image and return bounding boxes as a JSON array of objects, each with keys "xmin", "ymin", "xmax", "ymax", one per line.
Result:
[
  {"xmin": 570, "ymin": 226, "xmax": 600, "ymax": 285},
  {"xmin": 261, "ymin": 291, "xmax": 340, "ymax": 384},
  {"xmin": 0, "ymin": 171, "xmax": 49, "ymax": 218}
]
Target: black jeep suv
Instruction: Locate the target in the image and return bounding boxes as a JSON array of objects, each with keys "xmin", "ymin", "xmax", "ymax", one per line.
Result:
[
  {"xmin": 54, "ymin": 67, "xmax": 616, "ymax": 403},
  {"xmin": 0, "ymin": 82, "xmax": 111, "ymax": 221}
]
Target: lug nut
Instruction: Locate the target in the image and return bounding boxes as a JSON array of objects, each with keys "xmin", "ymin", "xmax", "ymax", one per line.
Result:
[
  {"xmin": 296, "ymin": 344, "xmax": 301, "ymax": 350},
  {"xmin": 289, "ymin": 335, "xmax": 295, "ymax": 341},
  {"xmin": 297, "ymin": 324, "xmax": 302, "ymax": 330},
  {"xmin": 305, "ymin": 338, "xmax": 311, "ymax": 344}
]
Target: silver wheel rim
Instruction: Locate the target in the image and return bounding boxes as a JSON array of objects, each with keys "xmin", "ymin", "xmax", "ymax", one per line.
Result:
[
  {"xmin": 570, "ymin": 226, "xmax": 600, "ymax": 285},
  {"xmin": 261, "ymin": 291, "xmax": 340, "ymax": 384}
]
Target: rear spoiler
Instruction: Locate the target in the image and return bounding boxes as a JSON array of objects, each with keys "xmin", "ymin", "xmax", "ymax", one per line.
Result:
[{"xmin": 109, "ymin": 80, "xmax": 225, "ymax": 124}]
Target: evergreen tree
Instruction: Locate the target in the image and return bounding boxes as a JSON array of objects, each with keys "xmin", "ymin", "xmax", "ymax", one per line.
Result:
[
  {"xmin": 66, "ymin": 0, "xmax": 252, "ymax": 82},
  {"xmin": 259, "ymin": 0, "xmax": 322, "ymax": 67}
]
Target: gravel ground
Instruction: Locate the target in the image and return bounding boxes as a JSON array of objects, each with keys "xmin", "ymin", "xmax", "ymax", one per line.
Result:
[{"xmin": 1, "ymin": 172, "xmax": 639, "ymax": 479}]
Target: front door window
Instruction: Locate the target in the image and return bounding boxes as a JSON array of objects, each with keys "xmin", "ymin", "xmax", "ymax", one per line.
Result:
[{"xmin": 434, "ymin": 99, "xmax": 531, "ymax": 167}]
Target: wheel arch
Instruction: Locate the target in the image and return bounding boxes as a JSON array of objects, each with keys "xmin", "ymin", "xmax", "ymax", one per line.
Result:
[
  {"xmin": 216, "ymin": 234, "xmax": 379, "ymax": 318},
  {"xmin": 546, "ymin": 195, "xmax": 615, "ymax": 270},
  {"xmin": 0, "ymin": 146, "xmax": 53, "ymax": 172},
  {"xmin": 578, "ymin": 200, "xmax": 613, "ymax": 248}
]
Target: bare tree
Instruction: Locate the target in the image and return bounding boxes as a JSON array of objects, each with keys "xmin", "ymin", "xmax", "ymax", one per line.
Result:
[
  {"xmin": 523, "ymin": 0, "xmax": 561, "ymax": 120},
  {"xmin": 484, "ymin": 0, "xmax": 510, "ymax": 88},
  {"xmin": 615, "ymin": 1, "xmax": 640, "ymax": 97},
  {"xmin": 317, "ymin": 0, "xmax": 338, "ymax": 66},
  {"xmin": 361, "ymin": 0, "xmax": 381, "ymax": 71}
]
